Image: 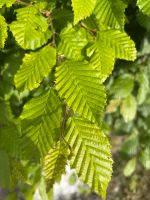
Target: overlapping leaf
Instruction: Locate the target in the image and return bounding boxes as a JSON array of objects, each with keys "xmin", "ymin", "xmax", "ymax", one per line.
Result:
[
  {"xmin": 71, "ymin": 0, "xmax": 96, "ymax": 24},
  {"xmin": 99, "ymin": 30, "xmax": 136, "ymax": 61},
  {"xmin": 14, "ymin": 45, "xmax": 56, "ymax": 92},
  {"xmin": 55, "ymin": 61, "xmax": 106, "ymax": 124},
  {"xmin": 9, "ymin": 5, "xmax": 51, "ymax": 50},
  {"xmin": 0, "ymin": 0, "xmax": 15, "ymax": 8},
  {"xmin": 0, "ymin": 100, "xmax": 21, "ymax": 158},
  {"xmin": 94, "ymin": 0, "xmax": 127, "ymax": 29},
  {"xmin": 137, "ymin": 0, "xmax": 150, "ymax": 16},
  {"xmin": 87, "ymin": 38, "xmax": 115, "ymax": 82},
  {"xmin": 43, "ymin": 142, "xmax": 70, "ymax": 188},
  {"xmin": 58, "ymin": 24, "xmax": 88, "ymax": 60},
  {"xmin": 65, "ymin": 117, "xmax": 112, "ymax": 199},
  {"xmin": 0, "ymin": 15, "xmax": 7, "ymax": 48},
  {"xmin": 20, "ymin": 88, "xmax": 62, "ymax": 157}
]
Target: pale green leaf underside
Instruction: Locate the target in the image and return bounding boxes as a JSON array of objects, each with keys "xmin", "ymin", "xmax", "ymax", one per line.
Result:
[
  {"xmin": 55, "ymin": 61, "xmax": 106, "ymax": 124},
  {"xmin": 0, "ymin": 0, "xmax": 15, "ymax": 8},
  {"xmin": 71, "ymin": 0, "xmax": 96, "ymax": 24},
  {"xmin": 94, "ymin": 0, "xmax": 127, "ymax": 29},
  {"xmin": 137, "ymin": 0, "xmax": 150, "ymax": 16},
  {"xmin": 65, "ymin": 117, "xmax": 112, "ymax": 199},
  {"xmin": 43, "ymin": 142, "xmax": 69, "ymax": 188},
  {"xmin": 58, "ymin": 24, "xmax": 88, "ymax": 60},
  {"xmin": 15, "ymin": 45, "xmax": 56, "ymax": 92},
  {"xmin": 99, "ymin": 30, "xmax": 136, "ymax": 61},
  {"xmin": 10, "ymin": 5, "xmax": 52, "ymax": 50},
  {"xmin": 20, "ymin": 88, "xmax": 62, "ymax": 156},
  {"xmin": 0, "ymin": 15, "xmax": 8, "ymax": 48}
]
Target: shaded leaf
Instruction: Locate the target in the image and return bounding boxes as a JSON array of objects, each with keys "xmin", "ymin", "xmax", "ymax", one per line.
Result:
[
  {"xmin": 20, "ymin": 88, "xmax": 62, "ymax": 157},
  {"xmin": 43, "ymin": 142, "xmax": 70, "ymax": 189}
]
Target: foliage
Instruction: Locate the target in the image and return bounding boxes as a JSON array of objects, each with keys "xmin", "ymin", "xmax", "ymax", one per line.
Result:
[
  {"xmin": 0, "ymin": 0, "xmax": 150, "ymax": 199},
  {"xmin": 105, "ymin": 3, "xmax": 150, "ymax": 177}
]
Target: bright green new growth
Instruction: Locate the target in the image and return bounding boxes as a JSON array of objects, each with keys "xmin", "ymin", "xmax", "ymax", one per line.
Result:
[
  {"xmin": 0, "ymin": 15, "xmax": 7, "ymax": 48},
  {"xmin": 58, "ymin": 24, "xmax": 89, "ymax": 60},
  {"xmin": 65, "ymin": 117, "xmax": 112, "ymax": 199},
  {"xmin": 2, "ymin": 0, "xmax": 149, "ymax": 198},
  {"xmin": 71, "ymin": 0, "xmax": 96, "ymax": 24},
  {"xmin": 14, "ymin": 45, "xmax": 56, "ymax": 92},
  {"xmin": 94, "ymin": 0, "xmax": 127, "ymax": 29},
  {"xmin": 9, "ymin": 4, "xmax": 52, "ymax": 50},
  {"xmin": 55, "ymin": 61, "xmax": 106, "ymax": 124}
]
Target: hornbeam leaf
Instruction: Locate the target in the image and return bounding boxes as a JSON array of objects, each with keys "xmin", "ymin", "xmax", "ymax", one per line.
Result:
[
  {"xmin": 55, "ymin": 61, "xmax": 106, "ymax": 124},
  {"xmin": 20, "ymin": 88, "xmax": 62, "ymax": 157},
  {"xmin": 9, "ymin": 5, "xmax": 52, "ymax": 50},
  {"xmin": 0, "ymin": 15, "xmax": 8, "ymax": 48},
  {"xmin": 137, "ymin": 0, "xmax": 150, "ymax": 16},
  {"xmin": 87, "ymin": 39, "xmax": 115, "ymax": 82},
  {"xmin": 43, "ymin": 142, "xmax": 70, "ymax": 189},
  {"xmin": 71, "ymin": 0, "xmax": 96, "ymax": 24},
  {"xmin": 94, "ymin": 0, "xmax": 127, "ymax": 29},
  {"xmin": 0, "ymin": 0, "xmax": 15, "ymax": 8},
  {"xmin": 65, "ymin": 117, "xmax": 112, "ymax": 199},
  {"xmin": 14, "ymin": 45, "xmax": 56, "ymax": 92},
  {"xmin": 99, "ymin": 30, "xmax": 136, "ymax": 61},
  {"xmin": 58, "ymin": 24, "xmax": 88, "ymax": 60}
]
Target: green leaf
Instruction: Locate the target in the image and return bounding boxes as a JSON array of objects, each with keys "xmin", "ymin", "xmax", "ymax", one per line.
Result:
[
  {"xmin": 94, "ymin": 0, "xmax": 127, "ymax": 29},
  {"xmin": 20, "ymin": 88, "xmax": 62, "ymax": 157},
  {"xmin": 110, "ymin": 74, "xmax": 134, "ymax": 98},
  {"xmin": 0, "ymin": 121, "xmax": 21, "ymax": 158},
  {"xmin": 137, "ymin": 12, "xmax": 150, "ymax": 32},
  {"xmin": 140, "ymin": 147, "xmax": 150, "ymax": 170},
  {"xmin": 55, "ymin": 61, "xmax": 106, "ymax": 124},
  {"xmin": 53, "ymin": 9, "xmax": 73, "ymax": 31},
  {"xmin": 9, "ymin": 5, "xmax": 52, "ymax": 50},
  {"xmin": 0, "ymin": 100, "xmax": 21, "ymax": 158},
  {"xmin": 43, "ymin": 142, "xmax": 70, "ymax": 189},
  {"xmin": 136, "ymin": 72, "xmax": 149, "ymax": 105},
  {"xmin": 121, "ymin": 131, "xmax": 139, "ymax": 155},
  {"xmin": 0, "ymin": 15, "xmax": 8, "ymax": 48},
  {"xmin": 99, "ymin": 30, "xmax": 136, "ymax": 61},
  {"xmin": 0, "ymin": 151, "xmax": 11, "ymax": 189},
  {"xmin": 120, "ymin": 95, "xmax": 137, "ymax": 122},
  {"xmin": 14, "ymin": 45, "xmax": 56, "ymax": 92},
  {"xmin": 123, "ymin": 158, "xmax": 136, "ymax": 177},
  {"xmin": 71, "ymin": 0, "xmax": 96, "ymax": 24},
  {"xmin": 65, "ymin": 117, "xmax": 112, "ymax": 198},
  {"xmin": 58, "ymin": 24, "xmax": 88, "ymax": 60},
  {"xmin": 0, "ymin": 0, "xmax": 15, "ymax": 8},
  {"xmin": 10, "ymin": 159, "xmax": 27, "ymax": 184},
  {"xmin": 87, "ymin": 35, "xmax": 115, "ymax": 82},
  {"xmin": 137, "ymin": 0, "xmax": 150, "ymax": 16}
]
